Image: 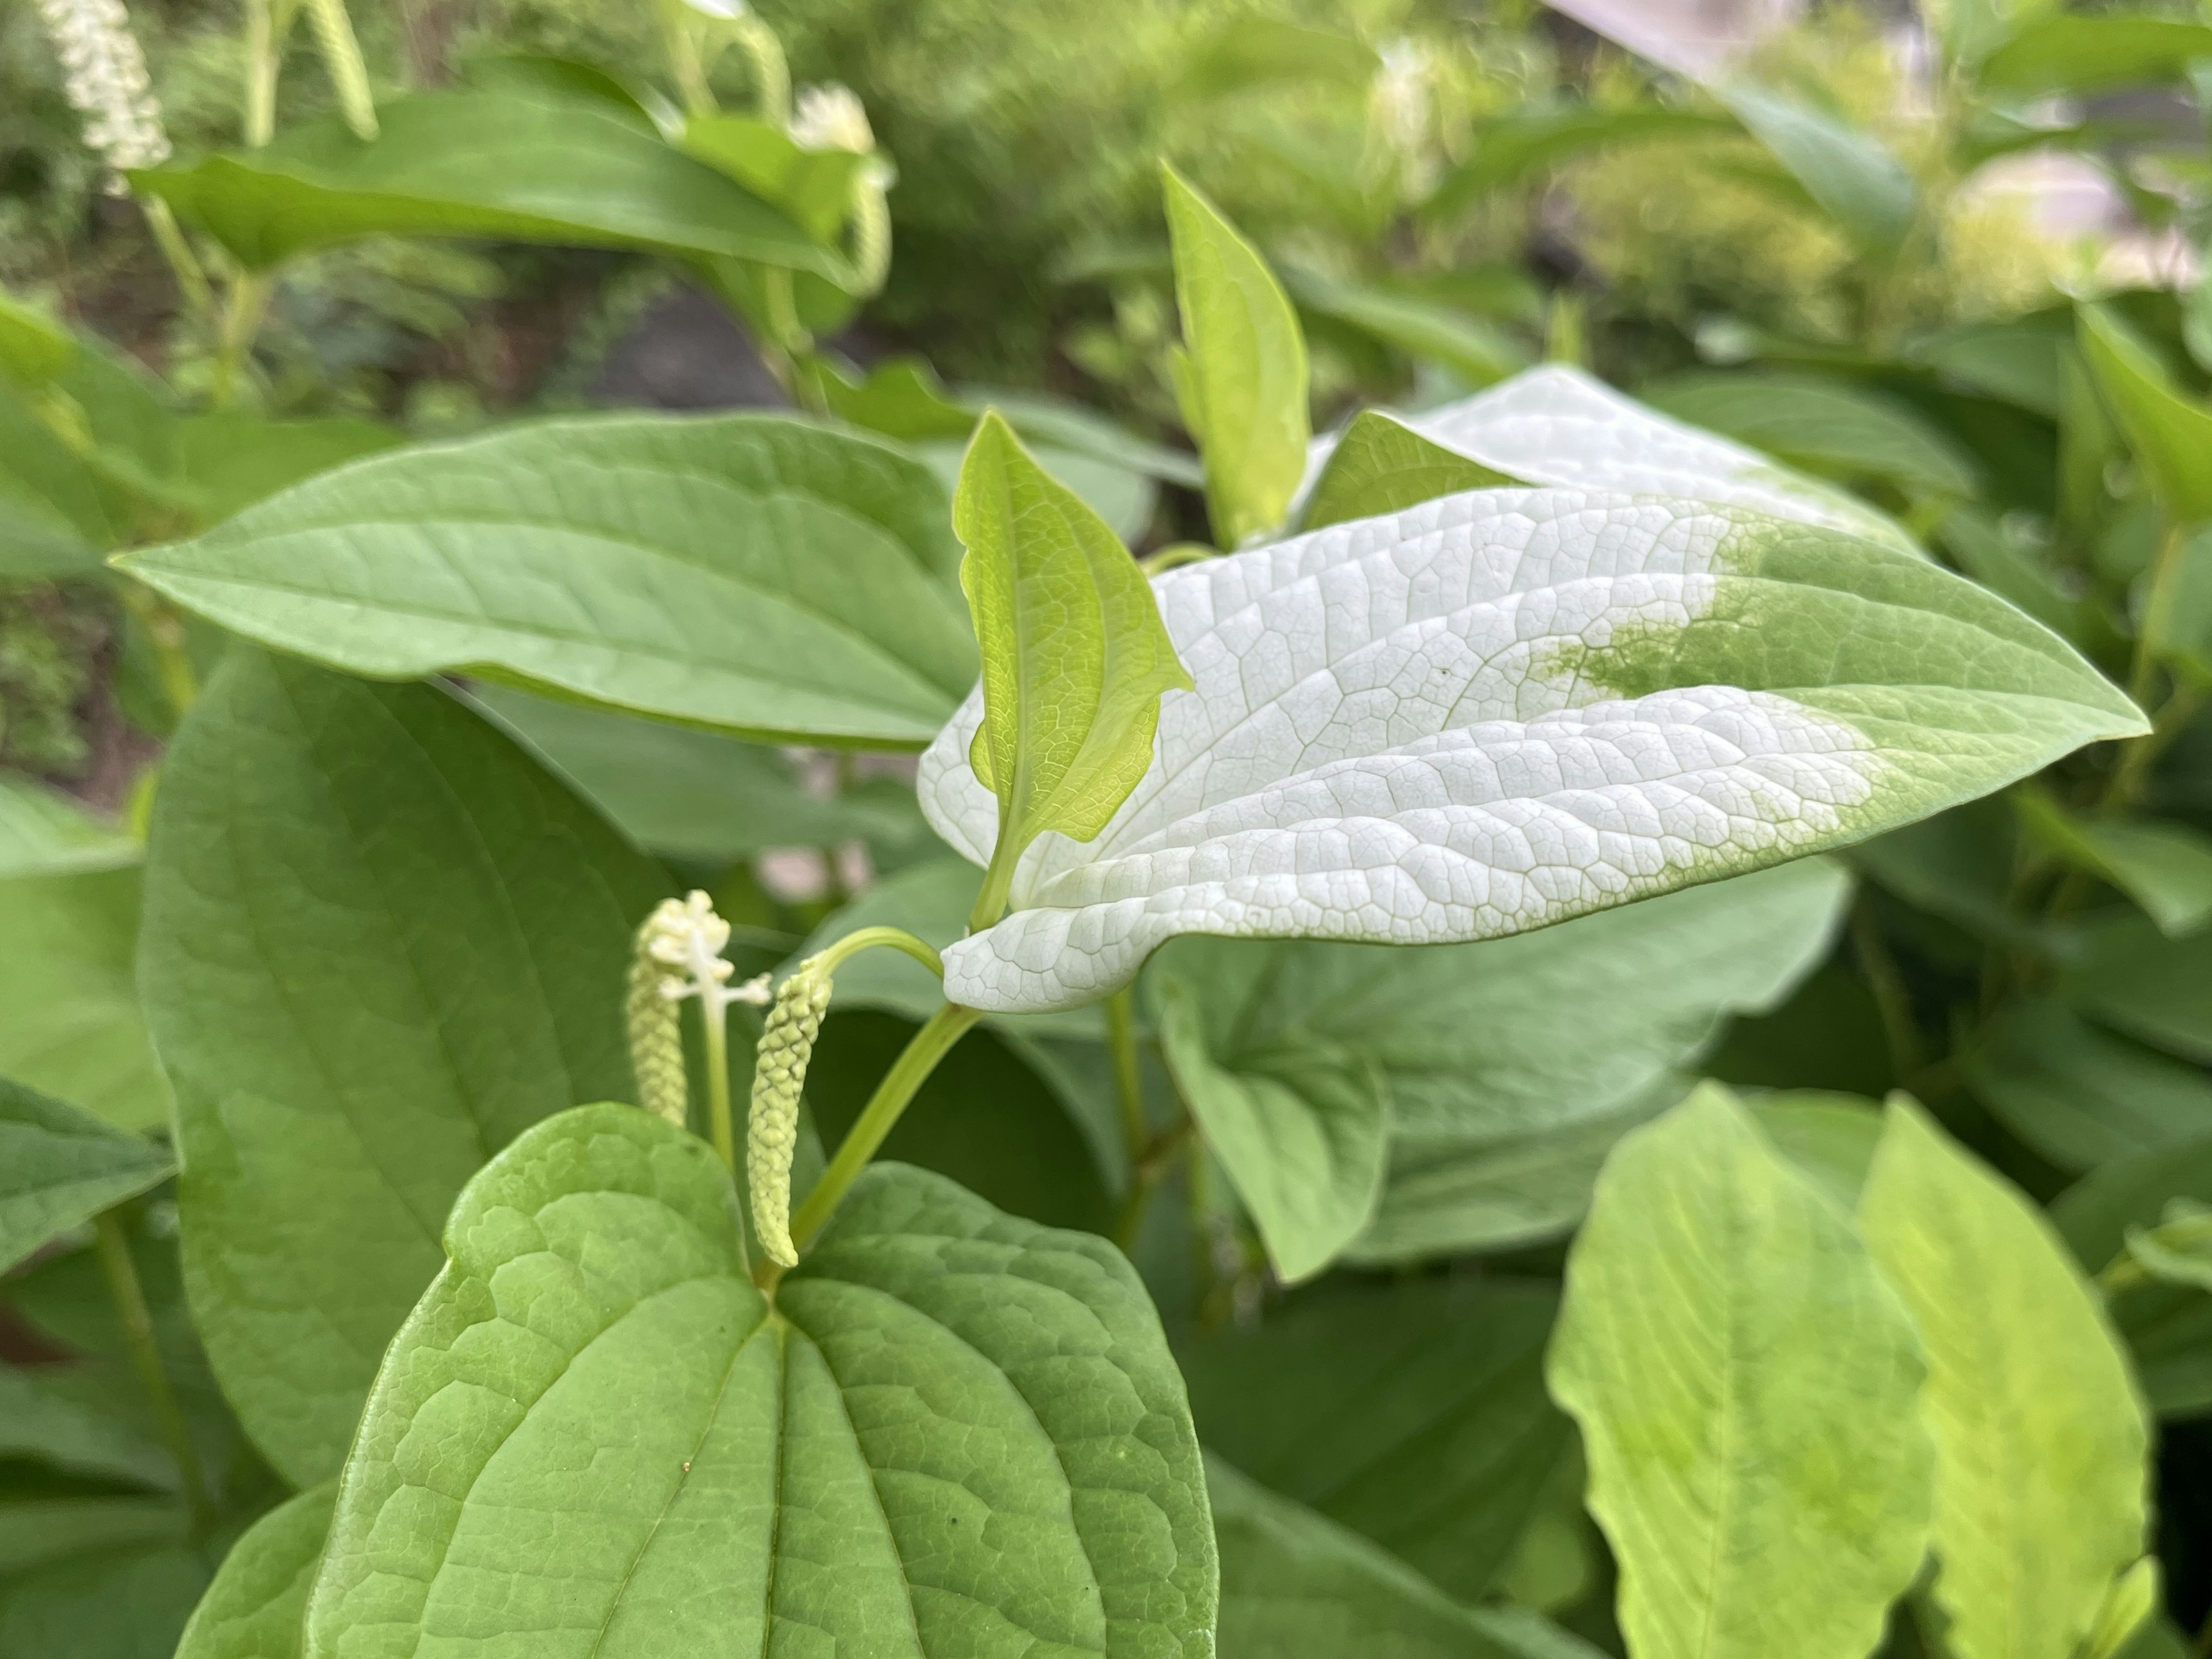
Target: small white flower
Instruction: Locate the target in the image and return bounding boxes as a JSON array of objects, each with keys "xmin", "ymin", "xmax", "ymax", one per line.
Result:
[
  {"xmin": 643, "ymin": 890, "xmax": 739, "ymax": 1004},
  {"xmin": 35, "ymin": 0, "xmax": 170, "ymax": 194},
  {"xmin": 790, "ymin": 83, "xmax": 873, "ymax": 154}
]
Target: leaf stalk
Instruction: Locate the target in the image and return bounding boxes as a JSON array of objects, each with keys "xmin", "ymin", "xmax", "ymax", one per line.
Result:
[{"xmin": 94, "ymin": 1211, "xmax": 214, "ymax": 1538}]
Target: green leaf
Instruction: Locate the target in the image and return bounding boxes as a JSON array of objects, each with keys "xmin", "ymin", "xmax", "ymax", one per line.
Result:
[
  {"xmin": 1298, "ymin": 408, "xmax": 1513, "ymax": 531},
  {"xmin": 2064, "ymin": 913, "xmax": 2212, "ymax": 1063},
  {"xmin": 1752, "ymin": 1090, "xmax": 1887, "ymax": 1209},
  {"xmin": 467, "ymin": 684, "xmax": 930, "ymax": 866},
  {"xmin": 1163, "ymin": 166, "xmax": 1310, "ymax": 547},
  {"xmin": 0, "ymin": 1540, "xmax": 211, "ymax": 1659},
  {"xmin": 1548, "ymin": 1084, "xmax": 1933, "ymax": 1659},
  {"xmin": 1860, "ymin": 1098, "xmax": 2151, "ymax": 1659},
  {"xmin": 2119, "ymin": 1200, "xmax": 2212, "ymax": 1293},
  {"xmin": 680, "ymin": 114, "xmax": 870, "ymax": 243},
  {"xmin": 1207, "ymin": 1459, "xmax": 1601, "ymax": 1659},
  {"xmin": 1285, "ymin": 272, "xmax": 1531, "ymax": 387},
  {"xmin": 0, "ymin": 1363, "xmax": 176, "ymax": 1489},
  {"xmin": 1183, "ymin": 1277, "xmax": 1569, "ymax": 1603},
  {"xmin": 139, "ymin": 650, "xmax": 666, "ymax": 1487},
  {"xmin": 1171, "ymin": 17, "xmax": 1380, "ymax": 101},
  {"xmin": 119, "ymin": 415, "xmax": 978, "ymax": 748},
  {"xmin": 1912, "ymin": 313, "xmax": 2070, "ymax": 418},
  {"xmin": 1641, "ymin": 370, "xmax": 1980, "ymax": 498},
  {"xmin": 958, "ymin": 410, "xmax": 1192, "ymax": 911},
  {"xmin": 172, "ymin": 413, "xmax": 402, "ymax": 525},
  {"xmin": 0, "ymin": 290, "xmax": 77, "ymax": 384},
  {"xmin": 1718, "ymin": 86, "xmax": 1918, "ymax": 257},
  {"xmin": 0, "ymin": 1077, "xmax": 171, "ymax": 1274},
  {"xmin": 0, "ymin": 1494, "xmax": 187, "ymax": 1578},
  {"xmin": 1980, "ymin": 13, "xmax": 2212, "ymax": 96},
  {"xmin": 2055, "ymin": 1137, "xmax": 2212, "ymax": 1418},
  {"xmin": 134, "ymin": 88, "xmax": 844, "ymax": 279},
  {"xmin": 0, "ymin": 869, "xmax": 170, "ymax": 1134},
  {"xmin": 1425, "ymin": 103, "xmax": 1734, "ymax": 218},
  {"xmin": 2078, "ymin": 303, "xmax": 2212, "ymax": 527},
  {"xmin": 0, "ymin": 775, "xmax": 136, "ymax": 878},
  {"xmin": 1927, "ymin": 0, "xmax": 2059, "ymax": 68},
  {"xmin": 306, "ymin": 1105, "xmax": 1218, "ymax": 1657},
  {"xmin": 175, "ymin": 1484, "xmax": 334, "ymax": 1659},
  {"xmin": 1967, "ymin": 999, "xmax": 2212, "ymax": 1171},
  {"xmin": 2014, "ymin": 788, "xmax": 2212, "ymax": 937}
]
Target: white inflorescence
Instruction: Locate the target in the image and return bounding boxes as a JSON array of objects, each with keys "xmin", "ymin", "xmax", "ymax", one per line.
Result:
[
  {"xmin": 789, "ymin": 82, "xmax": 873, "ymax": 154},
  {"xmin": 36, "ymin": 0, "xmax": 170, "ymax": 194},
  {"xmin": 642, "ymin": 890, "xmax": 771, "ymax": 1010}
]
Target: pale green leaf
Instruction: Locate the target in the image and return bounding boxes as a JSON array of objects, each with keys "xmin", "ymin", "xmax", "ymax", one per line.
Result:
[
  {"xmin": 2085, "ymin": 1558, "xmax": 2161, "ymax": 1659},
  {"xmin": 135, "ymin": 88, "xmax": 845, "ymax": 279},
  {"xmin": 1172, "ymin": 18, "xmax": 1380, "ymax": 101},
  {"xmin": 1184, "ymin": 1277, "xmax": 1569, "ymax": 1603},
  {"xmin": 0, "ymin": 1075, "xmax": 171, "ymax": 1274},
  {"xmin": 306, "ymin": 1105, "xmax": 1217, "ymax": 1657},
  {"xmin": 1980, "ymin": 13, "xmax": 2212, "ymax": 95},
  {"xmin": 1860, "ymin": 1098, "xmax": 2151, "ymax": 1659},
  {"xmin": 919, "ymin": 488, "xmax": 2132, "ymax": 1014},
  {"xmin": 120, "ymin": 415, "xmax": 977, "ymax": 748},
  {"xmin": 959, "ymin": 410, "xmax": 1192, "ymax": 908},
  {"xmin": 1300, "ymin": 408, "xmax": 1513, "ymax": 530},
  {"xmin": 0, "ymin": 775, "xmax": 136, "ymax": 878},
  {"xmin": 2078, "ymin": 304, "xmax": 2212, "ymax": 527},
  {"xmin": 1208, "ymin": 1459, "xmax": 1602, "ymax": 1659},
  {"xmin": 1718, "ymin": 86, "xmax": 1918, "ymax": 257},
  {"xmin": 175, "ymin": 1484, "xmax": 335, "ymax": 1659},
  {"xmin": 0, "ymin": 868, "xmax": 170, "ymax": 1134},
  {"xmin": 141, "ymin": 650, "xmax": 666, "ymax": 1487},
  {"xmin": 1968, "ymin": 999, "xmax": 2212, "ymax": 1170},
  {"xmin": 1164, "ymin": 165, "xmax": 1310, "ymax": 547},
  {"xmin": 1548, "ymin": 1084, "xmax": 1933, "ymax": 1659},
  {"xmin": 1752, "ymin": 1090, "xmax": 1885, "ymax": 1209}
]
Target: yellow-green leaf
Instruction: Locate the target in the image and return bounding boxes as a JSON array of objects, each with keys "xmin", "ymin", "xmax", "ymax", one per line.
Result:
[
  {"xmin": 1164, "ymin": 165, "xmax": 1310, "ymax": 547},
  {"xmin": 2078, "ymin": 304, "xmax": 2212, "ymax": 527},
  {"xmin": 1860, "ymin": 1098, "xmax": 2152, "ymax": 1659},
  {"xmin": 957, "ymin": 410, "xmax": 1192, "ymax": 925},
  {"xmin": 1547, "ymin": 1084, "xmax": 1933, "ymax": 1659}
]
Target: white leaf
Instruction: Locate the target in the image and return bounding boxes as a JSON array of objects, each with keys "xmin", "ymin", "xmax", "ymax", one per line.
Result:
[
  {"xmin": 1309, "ymin": 363, "xmax": 1921, "ymax": 554},
  {"xmin": 921, "ymin": 487, "xmax": 2141, "ymax": 1014}
]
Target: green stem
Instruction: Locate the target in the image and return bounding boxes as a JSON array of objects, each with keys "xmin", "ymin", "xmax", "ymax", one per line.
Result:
[
  {"xmin": 1104, "ymin": 988, "xmax": 1147, "ymax": 1166},
  {"xmin": 658, "ymin": 1, "xmax": 717, "ymax": 118},
  {"xmin": 969, "ymin": 838, "xmax": 1022, "ymax": 934},
  {"xmin": 730, "ymin": 14, "xmax": 790, "ymax": 125},
  {"xmin": 242, "ymin": 0, "xmax": 283, "ymax": 147},
  {"xmin": 703, "ymin": 993, "xmax": 734, "ymax": 1171},
  {"xmin": 209, "ymin": 272, "xmax": 272, "ymax": 410},
  {"xmin": 806, "ymin": 925, "xmax": 942, "ymax": 980},
  {"xmin": 788, "ymin": 1002, "xmax": 980, "ymax": 1252},
  {"xmin": 141, "ymin": 200, "xmax": 212, "ymax": 324},
  {"xmin": 303, "ymin": 0, "xmax": 378, "ymax": 138},
  {"xmin": 119, "ymin": 584, "xmax": 198, "ymax": 719},
  {"xmin": 94, "ymin": 1213, "xmax": 214, "ymax": 1537},
  {"xmin": 848, "ymin": 179, "xmax": 891, "ymax": 297},
  {"xmin": 1111, "ymin": 1115, "xmax": 1191, "ymax": 1253},
  {"xmin": 1851, "ymin": 896, "xmax": 1925, "ymax": 1080}
]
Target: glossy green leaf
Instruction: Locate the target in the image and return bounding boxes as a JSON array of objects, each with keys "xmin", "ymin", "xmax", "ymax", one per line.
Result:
[
  {"xmin": 1425, "ymin": 103, "xmax": 1733, "ymax": 217},
  {"xmin": 175, "ymin": 1484, "xmax": 334, "ymax": 1659},
  {"xmin": 140, "ymin": 650, "xmax": 666, "ymax": 1487},
  {"xmin": 1208, "ymin": 1459, "xmax": 1601, "ymax": 1659},
  {"xmin": 0, "ymin": 776, "xmax": 136, "ymax": 878},
  {"xmin": 1719, "ymin": 86, "xmax": 1917, "ymax": 257},
  {"xmin": 467, "ymin": 684, "xmax": 930, "ymax": 866},
  {"xmin": 0, "ymin": 868, "xmax": 170, "ymax": 1134},
  {"xmin": 135, "ymin": 89, "xmax": 844, "ymax": 279},
  {"xmin": 1642, "ymin": 370, "xmax": 1980, "ymax": 498},
  {"xmin": 1967, "ymin": 999, "xmax": 2212, "ymax": 1171},
  {"xmin": 1861, "ymin": 1099, "xmax": 2151, "ymax": 1659},
  {"xmin": 120, "ymin": 415, "xmax": 978, "ymax": 748},
  {"xmin": 1980, "ymin": 13, "xmax": 2212, "ymax": 95},
  {"xmin": 1164, "ymin": 166, "xmax": 1310, "ymax": 547},
  {"xmin": 1550, "ymin": 1084, "xmax": 1933, "ymax": 1659},
  {"xmin": 306, "ymin": 1105, "xmax": 1218, "ymax": 1657},
  {"xmin": 2078, "ymin": 304, "xmax": 2212, "ymax": 527},
  {"xmin": 1184, "ymin": 1277, "xmax": 1569, "ymax": 1603},
  {"xmin": 0, "ymin": 1077, "xmax": 171, "ymax": 1274},
  {"xmin": 959, "ymin": 410, "xmax": 1192, "ymax": 905}
]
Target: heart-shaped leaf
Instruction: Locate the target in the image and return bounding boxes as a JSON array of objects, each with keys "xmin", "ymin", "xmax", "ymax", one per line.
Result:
[
  {"xmin": 140, "ymin": 650, "xmax": 666, "ymax": 1487},
  {"xmin": 135, "ymin": 88, "xmax": 844, "ymax": 280},
  {"xmin": 120, "ymin": 415, "xmax": 978, "ymax": 748},
  {"xmin": 919, "ymin": 487, "xmax": 2138, "ymax": 1013},
  {"xmin": 0, "ymin": 1077, "xmax": 172, "ymax": 1274},
  {"xmin": 306, "ymin": 1105, "xmax": 1218, "ymax": 1658},
  {"xmin": 1550, "ymin": 1084, "xmax": 1934, "ymax": 1658},
  {"xmin": 1861, "ymin": 1099, "xmax": 2152, "ymax": 1659},
  {"xmin": 1303, "ymin": 366, "xmax": 1916, "ymax": 551}
]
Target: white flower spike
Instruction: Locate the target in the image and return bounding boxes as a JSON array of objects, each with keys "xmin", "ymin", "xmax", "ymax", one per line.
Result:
[
  {"xmin": 921, "ymin": 485, "xmax": 2142, "ymax": 1014},
  {"xmin": 640, "ymin": 889, "xmax": 768, "ymax": 1010},
  {"xmin": 35, "ymin": 0, "xmax": 169, "ymax": 194}
]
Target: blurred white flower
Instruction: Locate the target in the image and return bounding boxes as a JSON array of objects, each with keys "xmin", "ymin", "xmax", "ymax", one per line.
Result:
[
  {"xmin": 790, "ymin": 83, "xmax": 873, "ymax": 153},
  {"xmin": 35, "ymin": 0, "xmax": 170, "ymax": 194}
]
